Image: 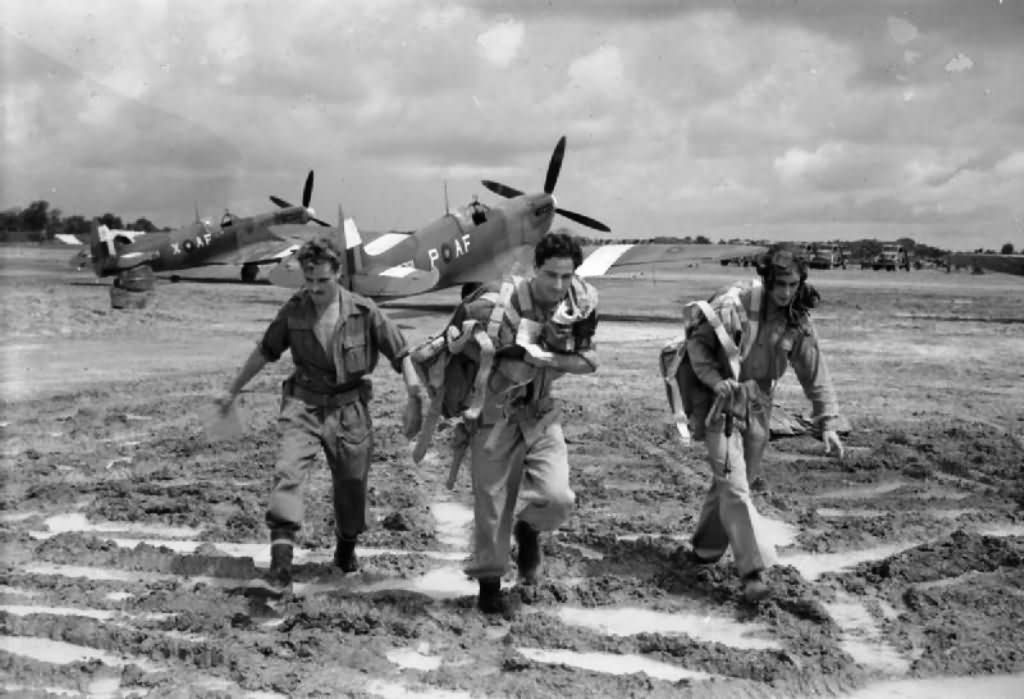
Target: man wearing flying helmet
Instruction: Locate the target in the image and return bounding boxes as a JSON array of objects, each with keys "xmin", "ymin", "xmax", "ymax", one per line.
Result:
[{"xmin": 684, "ymin": 243, "xmax": 843, "ymax": 601}]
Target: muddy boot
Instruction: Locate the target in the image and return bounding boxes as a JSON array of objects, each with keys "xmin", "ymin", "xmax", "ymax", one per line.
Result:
[
  {"xmin": 246, "ymin": 542, "xmax": 293, "ymax": 598},
  {"xmin": 742, "ymin": 570, "xmax": 770, "ymax": 603},
  {"xmin": 477, "ymin": 576, "xmax": 504, "ymax": 615},
  {"xmin": 684, "ymin": 549, "xmax": 718, "ymax": 567},
  {"xmin": 514, "ymin": 520, "xmax": 541, "ymax": 585},
  {"xmin": 334, "ymin": 536, "xmax": 359, "ymax": 573}
]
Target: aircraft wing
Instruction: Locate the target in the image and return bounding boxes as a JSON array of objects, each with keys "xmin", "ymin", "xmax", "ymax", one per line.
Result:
[
  {"xmin": 200, "ymin": 224, "xmax": 327, "ymax": 266},
  {"xmin": 266, "ymin": 251, "xmax": 440, "ymax": 298},
  {"xmin": 575, "ymin": 243, "xmax": 767, "ymax": 276},
  {"xmin": 949, "ymin": 253, "xmax": 1024, "ymax": 277}
]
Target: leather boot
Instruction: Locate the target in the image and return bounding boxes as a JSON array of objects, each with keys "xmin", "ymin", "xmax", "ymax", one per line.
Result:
[
  {"xmin": 514, "ymin": 520, "xmax": 541, "ymax": 584},
  {"xmin": 742, "ymin": 570, "xmax": 770, "ymax": 603},
  {"xmin": 334, "ymin": 535, "xmax": 359, "ymax": 573},
  {"xmin": 477, "ymin": 576, "xmax": 504, "ymax": 615},
  {"xmin": 249, "ymin": 541, "xmax": 292, "ymax": 598}
]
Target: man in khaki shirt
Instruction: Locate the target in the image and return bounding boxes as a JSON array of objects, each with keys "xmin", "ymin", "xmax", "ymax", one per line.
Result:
[
  {"xmin": 219, "ymin": 238, "xmax": 421, "ymax": 596},
  {"xmin": 685, "ymin": 244, "xmax": 843, "ymax": 601}
]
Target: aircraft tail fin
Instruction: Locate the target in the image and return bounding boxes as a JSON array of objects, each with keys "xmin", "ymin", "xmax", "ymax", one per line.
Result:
[{"xmin": 89, "ymin": 220, "xmax": 117, "ymax": 276}]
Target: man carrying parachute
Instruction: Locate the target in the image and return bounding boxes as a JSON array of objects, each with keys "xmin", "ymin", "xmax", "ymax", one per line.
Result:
[
  {"xmin": 406, "ymin": 232, "xmax": 599, "ymax": 614},
  {"xmin": 660, "ymin": 243, "xmax": 844, "ymax": 601}
]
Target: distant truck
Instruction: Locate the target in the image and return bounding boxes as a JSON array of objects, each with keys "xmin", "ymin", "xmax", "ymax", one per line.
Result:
[
  {"xmin": 872, "ymin": 244, "xmax": 911, "ymax": 271},
  {"xmin": 807, "ymin": 244, "xmax": 848, "ymax": 270}
]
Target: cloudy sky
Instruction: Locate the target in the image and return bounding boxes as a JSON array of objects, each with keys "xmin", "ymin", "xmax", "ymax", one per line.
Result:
[{"xmin": 2, "ymin": 0, "xmax": 1022, "ymax": 250}]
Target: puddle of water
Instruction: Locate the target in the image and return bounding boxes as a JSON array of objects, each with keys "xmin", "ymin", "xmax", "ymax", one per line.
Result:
[
  {"xmin": 0, "ymin": 603, "xmax": 116, "ymax": 620},
  {"xmin": 518, "ymin": 647, "xmax": 716, "ymax": 682},
  {"xmin": 615, "ymin": 516, "xmax": 797, "ymax": 554},
  {"xmin": 780, "ymin": 541, "xmax": 919, "ymax": 581},
  {"xmin": 557, "ymin": 606, "xmax": 779, "ymax": 650},
  {"xmin": 0, "ymin": 634, "xmax": 161, "ymax": 671},
  {"xmin": 977, "ymin": 523, "xmax": 1024, "ymax": 537},
  {"xmin": 42, "ymin": 512, "xmax": 202, "ymax": 539},
  {"xmin": 387, "ymin": 643, "xmax": 442, "ymax": 671},
  {"xmin": 813, "ymin": 482, "xmax": 905, "ymax": 500},
  {"xmin": 817, "ymin": 507, "xmax": 887, "ymax": 518},
  {"xmin": 0, "ymin": 585, "xmax": 40, "ymax": 598},
  {"xmin": 364, "ymin": 679, "xmax": 472, "ymax": 699},
  {"xmin": 0, "ymin": 510, "xmax": 41, "ymax": 523},
  {"xmin": 430, "ymin": 501, "xmax": 474, "ymax": 549},
  {"xmin": 106, "ymin": 591, "xmax": 133, "ymax": 602},
  {"xmin": 359, "ymin": 567, "xmax": 478, "ymax": 600},
  {"xmin": 824, "ymin": 591, "xmax": 909, "ymax": 674},
  {"xmin": 843, "ymin": 672, "xmax": 1024, "ymax": 698}
]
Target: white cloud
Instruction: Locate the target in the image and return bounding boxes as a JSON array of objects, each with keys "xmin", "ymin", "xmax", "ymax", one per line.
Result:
[
  {"xmin": 994, "ymin": 151, "xmax": 1024, "ymax": 176},
  {"xmin": 887, "ymin": 17, "xmax": 919, "ymax": 45},
  {"xmin": 476, "ymin": 19, "xmax": 524, "ymax": 68},
  {"xmin": 945, "ymin": 52, "xmax": 974, "ymax": 72},
  {"xmin": 567, "ymin": 45, "xmax": 626, "ymax": 95}
]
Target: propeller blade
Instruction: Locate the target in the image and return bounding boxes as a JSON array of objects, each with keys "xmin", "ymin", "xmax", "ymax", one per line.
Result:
[
  {"xmin": 556, "ymin": 207, "xmax": 611, "ymax": 233},
  {"xmin": 302, "ymin": 170, "xmax": 314, "ymax": 208},
  {"xmin": 270, "ymin": 195, "xmax": 293, "ymax": 209},
  {"xmin": 311, "ymin": 216, "xmax": 331, "ymax": 227},
  {"xmin": 481, "ymin": 180, "xmax": 524, "ymax": 199},
  {"xmin": 544, "ymin": 135, "xmax": 566, "ymax": 194}
]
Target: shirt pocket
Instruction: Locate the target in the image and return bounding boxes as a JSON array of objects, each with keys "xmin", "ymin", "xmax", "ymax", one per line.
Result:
[{"xmin": 342, "ymin": 321, "xmax": 370, "ymax": 375}]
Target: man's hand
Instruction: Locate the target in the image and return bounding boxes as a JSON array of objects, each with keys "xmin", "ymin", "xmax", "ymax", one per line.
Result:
[
  {"xmin": 713, "ymin": 378, "xmax": 740, "ymax": 399},
  {"xmin": 823, "ymin": 429, "xmax": 844, "ymax": 458},
  {"xmin": 522, "ymin": 343, "xmax": 556, "ymax": 366},
  {"xmin": 215, "ymin": 390, "xmax": 237, "ymax": 416}
]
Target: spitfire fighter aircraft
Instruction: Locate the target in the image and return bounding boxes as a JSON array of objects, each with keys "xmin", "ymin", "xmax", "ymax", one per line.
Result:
[
  {"xmin": 67, "ymin": 172, "xmax": 440, "ymax": 295},
  {"xmin": 270, "ymin": 136, "xmax": 766, "ymax": 297}
]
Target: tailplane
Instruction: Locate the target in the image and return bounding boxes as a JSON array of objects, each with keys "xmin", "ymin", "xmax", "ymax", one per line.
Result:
[{"xmin": 89, "ymin": 220, "xmax": 118, "ymax": 276}]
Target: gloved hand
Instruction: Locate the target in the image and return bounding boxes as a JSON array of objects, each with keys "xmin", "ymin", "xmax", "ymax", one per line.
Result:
[{"xmin": 823, "ymin": 429, "xmax": 844, "ymax": 458}]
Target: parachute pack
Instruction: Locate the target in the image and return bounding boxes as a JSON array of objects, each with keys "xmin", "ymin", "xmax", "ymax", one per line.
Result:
[
  {"xmin": 659, "ymin": 278, "xmax": 763, "ymax": 443},
  {"xmin": 408, "ymin": 275, "xmax": 597, "ymax": 488}
]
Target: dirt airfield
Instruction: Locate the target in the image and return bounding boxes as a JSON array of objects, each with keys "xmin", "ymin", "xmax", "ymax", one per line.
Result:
[{"xmin": 1, "ymin": 245, "xmax": 1022, "ymax": 698}]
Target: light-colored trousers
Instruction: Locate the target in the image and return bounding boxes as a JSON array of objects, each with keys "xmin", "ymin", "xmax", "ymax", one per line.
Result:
[
  {"xmin": 266, "ymin": 396, "xmax": 373, "ymax": 542},
  {"xmin": 691, "ymin": 404, "xmax": 773, "ymax": 577},
  {"xmin": 464, "ymin": 419, "xmax": 575, "ymax": 580}
]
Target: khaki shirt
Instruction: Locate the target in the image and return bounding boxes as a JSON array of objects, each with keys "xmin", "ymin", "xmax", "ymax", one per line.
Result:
[
  {"xmin": 260, "ymin": 287, "xmax": 408, "ymax": 393},
  {"xmin": 687, "ymin": 286, "xmax": 839, "ymax": 430}
]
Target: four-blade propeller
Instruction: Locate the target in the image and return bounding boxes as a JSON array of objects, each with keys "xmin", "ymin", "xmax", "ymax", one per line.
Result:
[
  {"xmin": 481, "ymin": 135, "xmax": 611, "ymax": 232},
  {"xmin": 269, "ymin": 170, "xmax": 331, "ymax": 227}
]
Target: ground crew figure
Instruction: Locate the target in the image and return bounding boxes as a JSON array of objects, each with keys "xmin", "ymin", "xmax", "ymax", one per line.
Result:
[
  {"xmin": 686, "ymin": 244, "xmax": 844, "ymax": 601},
  {"xmin": 418, "ymin": 232, "xmax": 598, "ymax": 614},
  {"xmin": 218, "ymin": 238, "xmax": 422, "ymax": 596}
]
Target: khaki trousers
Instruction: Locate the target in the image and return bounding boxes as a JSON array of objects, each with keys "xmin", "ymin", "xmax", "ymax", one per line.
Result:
[
  {"xmin": 265, "ymin": 395, "xmax": 373, "ymax": 542},
  {"xmin": 464, "ymin": 419, "xmax": 575, "ymax": 579},
  {"xmin": 691, "ymin": 404, "xmax": 773, "ymax": 577}
]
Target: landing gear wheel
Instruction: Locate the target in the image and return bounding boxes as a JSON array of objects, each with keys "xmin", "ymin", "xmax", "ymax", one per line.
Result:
[{"xmin": 241, "ymin": 264, "xmax": 259, "ymax": 283}]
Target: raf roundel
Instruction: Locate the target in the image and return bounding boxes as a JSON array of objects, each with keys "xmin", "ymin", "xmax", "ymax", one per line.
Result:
[
  {"xmin": 441, "ymin": 243, "xmax": 454, "ymax": 263},
  {"xmin": 182, "ymin": 239, "xmax": 196, "ymax": 253}
]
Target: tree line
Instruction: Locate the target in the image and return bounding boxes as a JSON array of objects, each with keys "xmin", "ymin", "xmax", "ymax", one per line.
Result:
[
  {"xmin": 0, "ymin": 200, "xmax": 170, "ymax": 242},
  {"xmin": 3, "ymin": 198, "xmax": 1017, "ymax": 256}
]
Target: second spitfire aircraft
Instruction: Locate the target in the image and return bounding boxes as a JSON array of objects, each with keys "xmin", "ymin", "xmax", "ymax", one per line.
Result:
[
  {"xmin": 69, "ymin": 172, "xmax": 439, "ymax": 297},
  {"xmin": 270, "ymin": 135, "xmax": 765, "ymax": 297}
]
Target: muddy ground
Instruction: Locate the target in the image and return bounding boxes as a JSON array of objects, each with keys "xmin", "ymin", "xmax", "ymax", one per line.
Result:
[{"xmin": 1, "ymin": 246, "xmax": 1022, "ymax": 698}]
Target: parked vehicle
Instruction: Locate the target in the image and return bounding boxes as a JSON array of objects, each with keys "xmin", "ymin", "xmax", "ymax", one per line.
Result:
[{"xmin": 872, "ymin": 244, "xmax": 911, "ymax": 271}]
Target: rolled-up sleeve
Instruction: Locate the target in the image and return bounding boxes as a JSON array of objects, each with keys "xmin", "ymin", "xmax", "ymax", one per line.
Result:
[
  {"xmin": 789, "ymin": 324, "xmax": 840, "ymax": 430},
  {"xmin": 369, "ymin": 302, "xmax": 409, "ymax": 373},
  {"xmin": 259, "ymin": 305, "xmax": 290, "ymax": 362}
]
